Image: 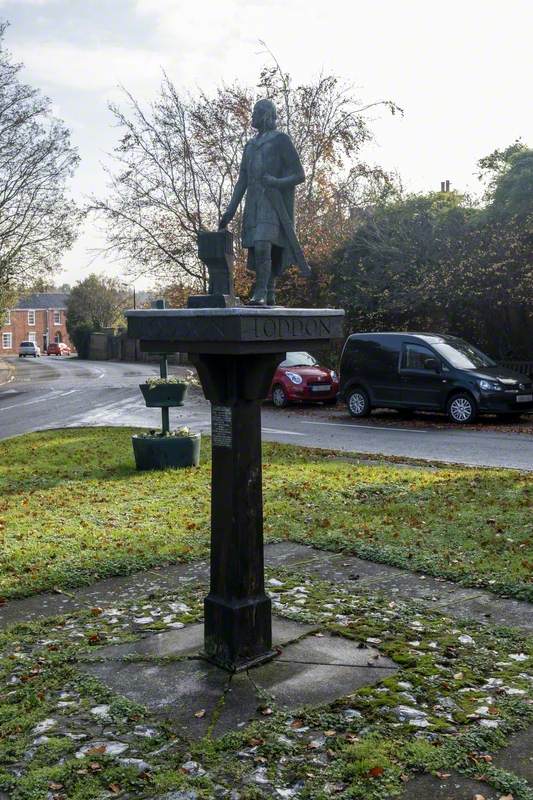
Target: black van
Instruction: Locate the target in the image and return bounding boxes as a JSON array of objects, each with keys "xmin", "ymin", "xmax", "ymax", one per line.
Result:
[{"xmin": 339, "ymin": 333, "xmax": 533, "ymax": 423}]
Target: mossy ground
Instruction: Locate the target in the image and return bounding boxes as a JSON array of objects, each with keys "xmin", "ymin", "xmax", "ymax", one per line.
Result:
[
  {"xmin": 1, "ymin": 572, "xmax": 532, "ymax": 799},
  {"xmin": 0, "ymin": 427, "xmax": 531, "ymax": 600}
]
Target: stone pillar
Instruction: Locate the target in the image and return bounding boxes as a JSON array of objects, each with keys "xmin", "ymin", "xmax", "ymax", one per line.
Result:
[{"xmin": 190, "ymin": 352, "xmax": 283, "ymax": 671}]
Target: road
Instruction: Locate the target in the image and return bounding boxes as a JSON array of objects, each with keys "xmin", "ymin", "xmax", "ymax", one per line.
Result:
[{"xmin": 0, "ymin": 356, "xmax": 532, "ymax": 470}]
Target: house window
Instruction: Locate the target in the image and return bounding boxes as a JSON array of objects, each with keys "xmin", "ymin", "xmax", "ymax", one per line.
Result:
[
  {"xmin": 54, "ymin": 331, "xmax": 62, "ymax": 343},
  {"xmin": 53, "ymin": 310, "xmax": 61, "ymax": 325},
  {"xmin": 4, "ymin": 310, "xmax": 10, "ymax": 325},
  {"xmin": 2, "ymin": 333, "xmax": 12, "ymax": 349},
  {"xmin": 28, "ymin": 332, "xmax": 37, "ymax": 344},
  {"xmin": 27, "ymin": 309, "xmax": 36, "ymax": 326}
]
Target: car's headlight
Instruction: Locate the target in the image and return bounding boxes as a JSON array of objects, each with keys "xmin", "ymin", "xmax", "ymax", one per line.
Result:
[
  {"xmin": 479, "ymin": 379, "xmax": 502, "ymax": 392},
  {"xmin": 286, "ymin": 371, "xmax": 303, "ymax": 385},
  {"xmin": 330, "ymin": 370, "xmax": 338, "ymax": 380}
]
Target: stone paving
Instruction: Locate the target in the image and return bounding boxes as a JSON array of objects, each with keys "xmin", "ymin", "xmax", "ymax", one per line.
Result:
[
  {"xmin": 2, "ymin": 542, "xmax": 531, "ymax": 634},
  {"xmin": 79, "ymin": 621, "xmax": 396, "ymax": 739},
  {"xmin": 1, "ymin": 545, "xmax": 532, "ymax": 799}
]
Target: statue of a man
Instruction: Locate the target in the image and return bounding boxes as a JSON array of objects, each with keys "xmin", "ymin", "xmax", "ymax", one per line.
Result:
[{"xmin": 219, "ymin": 99, "xmax": 309, "ymax": 306}]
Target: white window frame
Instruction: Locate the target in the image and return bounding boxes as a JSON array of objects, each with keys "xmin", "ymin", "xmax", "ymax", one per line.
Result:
[
  {"xmin": 2, "ymin": 332, "xmax": 12, "ymax": 349},
  {"xmin": 27, "ymin": 309, "xmax": 36, "ymax": 326},
  {"xmin": 4, "ymin": 310, "xmax": 10, "ymax": 325},
  {"xmin": 28, "ymin": 332, "xmax": 37, "ymax": 344},
  {"xmin": 53, "ymin": 309, "xmax": 61, "ymax": 325}
]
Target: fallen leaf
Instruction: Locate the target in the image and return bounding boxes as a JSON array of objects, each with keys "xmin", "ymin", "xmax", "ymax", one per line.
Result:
[
  {"xmin": 368, "ymin": 766, "xmax": 384, "ymax": 778},
  {"xmin": 499, "ymin": 795, "xmax": 514, "ymax": 800},
  {"xmin": 90, "ymin": 607, "xmax": 103, "ymax": 616},
  {"xmin": 86, "ymin": 746, "xmax": 106, "ymax": 755},
  {"xmin": 436, "ymin": 771, "xmax": 451, "ymax": 779},
  {"xmin": 194, "ymin": 709, "xmax": 206, "ymax": 718},
  {"xmin": 324, "ymin": 730, "xmax": 336, "ymax": 737},
  {"xmin": 290, "ymin": 718, "xmax": 304, "ymax": 728},
  {"xmin": 248, "ymin": 737, "xmax": 264, "ymax": 747},
  {"xmin": 473, "ymin": 795, "xmax": 486, "ymax": 800},
  {"xmin": 48, "ymin": 783, "xmax": 63, "ymax": 791},
  {"xmin": 108, "ymin": 783, "xmax": 121, "ymax": 794},
  {"xmin": 258, "ymin": 706, "xmax": 273, "ymax": 716}
]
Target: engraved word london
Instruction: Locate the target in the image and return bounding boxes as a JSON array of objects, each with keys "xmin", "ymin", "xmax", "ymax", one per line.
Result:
[{"xmin": 251, "ymin": 316, "xmax": 331, "ymax": 339}]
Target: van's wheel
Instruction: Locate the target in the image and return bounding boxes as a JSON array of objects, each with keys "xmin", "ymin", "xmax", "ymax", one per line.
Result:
[
  {"xmin": 272, "ymin": 384, "xmax": 289, "ymax": 408},
  {"xmin": 447, "ymin": 393, "xmax": 477, "ymax": 424},
  {"xmin": 346, "ymin": 388, "xmax": 371, "ymax": 418}
]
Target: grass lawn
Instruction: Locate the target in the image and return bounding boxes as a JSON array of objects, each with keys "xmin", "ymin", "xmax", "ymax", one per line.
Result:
[{"xmin": 0, "ymin": 427, "xmax": 531, "ymax": 601}]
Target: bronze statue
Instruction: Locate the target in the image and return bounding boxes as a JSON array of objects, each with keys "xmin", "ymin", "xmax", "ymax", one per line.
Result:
[{"xmin": 219, "ymin": 99, "xmax": 310, "ymax": 306}]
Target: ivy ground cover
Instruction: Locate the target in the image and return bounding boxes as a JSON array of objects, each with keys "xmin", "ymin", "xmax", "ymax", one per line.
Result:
[{"xmin": 0, "ymin": 427, "xmax": 531, "ymax": 600}]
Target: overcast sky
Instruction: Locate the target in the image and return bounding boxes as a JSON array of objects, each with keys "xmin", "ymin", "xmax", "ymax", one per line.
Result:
[{"xmin": 1, "ymin": 0, "xmax": 532, "ymax": 288}]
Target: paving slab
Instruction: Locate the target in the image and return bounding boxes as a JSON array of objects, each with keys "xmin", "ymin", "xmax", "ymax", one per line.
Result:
[
  {"xmin": 438, "ymin": 593, "xmax": 533, "ymax": 631},
  {"xmin": 81, "ymin": 618, "xmax": 317, "ymax": 662},
  {"xmin": 389, "ymin": 771, "xmax": 500, "ymax": 799},
  {"xmin": 82, "ymin": 658, "xmax": 229, "ymax": 738},
  {"xmin": 250, "ymin": 659, "xmax": 396, "ymax": 708},
  {"xmin": 492, "ymin": 725, "xmax": 533, "ymax": 784},
  {"xmin": 277, "ymin": 631, "xmax": 392, "ymax": 668},
  {"xmin": 80, "ymin": 621, "xmax": 397, "ymax": 737}
]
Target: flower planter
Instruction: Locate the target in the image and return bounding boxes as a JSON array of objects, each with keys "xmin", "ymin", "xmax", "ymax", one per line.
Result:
[
  {"xmin": 132, "ymin": 433, "xmax": 201, "ymax": 470},
  {"xmin": 139, "ymin": 382, "xmax": 188, "ymax": 407}
]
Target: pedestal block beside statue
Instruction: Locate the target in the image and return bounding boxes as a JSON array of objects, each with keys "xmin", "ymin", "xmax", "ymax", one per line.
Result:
[{"xmin": 127, "ymin": 98, "xmax": 344, "ymax": 672}]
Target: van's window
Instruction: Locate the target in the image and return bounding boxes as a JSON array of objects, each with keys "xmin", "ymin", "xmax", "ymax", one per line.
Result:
[
  {"xmin": 433, "ymin": 341, "xmax": 496, "ymax": 369},
  {"xmin": 280, "ymin": 352, "xmax": 317, "ymax": 367},
  {"xmin": 401, "ymin": 344, "xmax": 437, "ymax": 370}
]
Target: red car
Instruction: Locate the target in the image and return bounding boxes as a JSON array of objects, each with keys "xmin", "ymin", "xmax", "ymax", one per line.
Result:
[
  {"xmin": 268, "ymin": 351, "xmax": 339, "ymax": 407},
  {"xmin": 47, "ymin": 342, "xmax": 71, "ymax": 356}
]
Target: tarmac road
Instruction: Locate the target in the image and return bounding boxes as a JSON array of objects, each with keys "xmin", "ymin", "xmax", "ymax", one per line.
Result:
[{"xmin": 0, "ymin": 356, "xmax": 532, "ymax": 470}]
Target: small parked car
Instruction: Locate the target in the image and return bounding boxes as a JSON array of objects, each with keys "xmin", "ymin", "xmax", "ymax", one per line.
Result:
[
  {"xmin": 339, "ymin": 332, "xmax": 533, "ymax": 424},
  {"xmin": 18, "ymin": 341, "xmax": 41, "ymax": 358},
  {"xmin": 47, "ymin": 342, "xmax": 71, "ymax": 356},
  {"xmin": 268, "ymin": 351, "xmax": 339, "ymax": 407}
]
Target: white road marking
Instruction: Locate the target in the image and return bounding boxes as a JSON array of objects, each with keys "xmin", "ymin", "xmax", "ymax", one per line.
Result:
[
  {"xmin": 298, "ymin": 420, "xmax": 429, "ymax": 434},
  {"xmin": 262, "ymin": 427, "xmax": 305, "ymax": 436},
  {"xmin": 0, "ymin": 390, "xmax": 65, "ymax": 412}
]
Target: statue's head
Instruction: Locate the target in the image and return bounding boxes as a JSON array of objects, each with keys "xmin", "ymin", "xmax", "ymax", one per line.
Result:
[{"xmin": 251, "ymin": 99, "xmax": 277, "ymax": 132}]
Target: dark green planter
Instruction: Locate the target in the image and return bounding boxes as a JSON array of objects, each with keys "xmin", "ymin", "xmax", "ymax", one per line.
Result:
[
  {"xmin": 132, "ymin": 433, "xmax": 201, "ymax": 470},
  {"xmin": 139, "ymin": 382, "xmax": 188, "ymax": 407}
]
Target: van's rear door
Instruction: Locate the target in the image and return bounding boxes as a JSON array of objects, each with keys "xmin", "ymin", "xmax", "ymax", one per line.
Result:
[{"xmin": 366, "ymin": 338, "xmax": 402, "ymax": 405}]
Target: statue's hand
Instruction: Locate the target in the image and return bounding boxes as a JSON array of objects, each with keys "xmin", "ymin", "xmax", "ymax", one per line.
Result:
[
  {"xmin": 218, "ymin": 210, "xmax": 232, "ymax": 229},
  {"xmin": 262, "ymin": 174, "xmax": 280, "ymax": 188}
]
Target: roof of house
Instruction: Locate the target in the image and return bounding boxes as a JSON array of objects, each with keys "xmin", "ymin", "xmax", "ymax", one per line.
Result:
[{"xmin": 15, "ymin": 293, "xmax": 69, "ymax": 310}]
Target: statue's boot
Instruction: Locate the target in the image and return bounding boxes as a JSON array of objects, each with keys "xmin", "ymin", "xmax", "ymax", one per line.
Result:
[
  {"xmin": 249, "ymin": 262, "xmax": 269, "ymax": 305},
  {"xmin": 266, "ymin": 274, "xmax": 277, "ymax": 306}
]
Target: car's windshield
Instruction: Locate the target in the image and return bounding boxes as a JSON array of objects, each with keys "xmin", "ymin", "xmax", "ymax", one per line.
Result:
[
  {"xmin": 280, "ymin": 351, "xmax": 317, "ymax": 367},
  {"xmin": 20, "ymin": 342, "xmax": 32, "ymax": 347},
  {"xmin": 433, "ymin": 340, "xmax": 496, "ymax": 369}
]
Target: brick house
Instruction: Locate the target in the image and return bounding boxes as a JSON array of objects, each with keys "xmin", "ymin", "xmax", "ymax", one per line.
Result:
[{"xmin": 1, "ymin": 292, "xmax": 73, "ymax": 355}]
